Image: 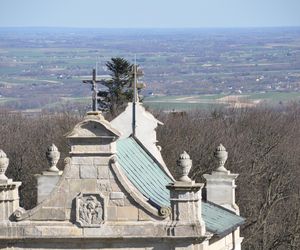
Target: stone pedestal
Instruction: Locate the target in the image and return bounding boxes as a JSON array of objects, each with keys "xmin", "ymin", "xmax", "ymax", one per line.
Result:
[
  {"xmin": 166, "ymin": 151, "xmax": 205, "ymax": 236},
  {"xmin": 203, "ymin": 144, "xmax": 243, "ymax": 250},
  {"xmin": 167, "ymin": 181, "xmax": 205, "ymax": 236},
  {"xmin": 203, "ymin": 144, "xmax": 239, "ymax": 214},
  {"xmin": 167, "ymin": 181, "xmax": 205, "ymax": 227},
  {"xmin": 35, "ymin": 171, "xmax": 63, "ymax": 204},
  {"xmin": 0, "ymin": 179, "xmax": 21, "ymax": 221},
  {"xmin": 203, "ymin": 170, "xmax": 239, "ymax": 214}
]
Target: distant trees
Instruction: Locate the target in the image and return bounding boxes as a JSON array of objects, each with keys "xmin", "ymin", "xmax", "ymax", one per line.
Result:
[
  {"xmin": 156, "ymin": 105, "xmax": 300, "ymax": 250},
  {"xmin": 0, "ymin": 110, "xmax": 80, "ymax": 209},
  {"xmin": 1, "ymin": 104, "xmax": 300, "ymax": 249}
]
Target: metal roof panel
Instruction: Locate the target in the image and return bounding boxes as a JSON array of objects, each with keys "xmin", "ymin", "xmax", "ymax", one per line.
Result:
[{"xmin": 116, "ymin": 137, "xmax": 245, "ymax": 235}]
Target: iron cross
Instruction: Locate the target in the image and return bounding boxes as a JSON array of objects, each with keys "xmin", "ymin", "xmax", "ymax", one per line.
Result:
[{"xmin": 82, "ymin": 69, "xmax": 103, "ymax": 111}]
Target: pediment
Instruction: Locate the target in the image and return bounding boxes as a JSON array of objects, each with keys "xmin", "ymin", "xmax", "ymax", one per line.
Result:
[{"xmin": 66, "ymin": 111, "xmax": 121, "ymax": 139}]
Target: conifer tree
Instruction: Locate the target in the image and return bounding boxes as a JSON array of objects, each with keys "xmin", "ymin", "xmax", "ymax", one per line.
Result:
[{"xmin": 98, "ymin": 57, "xmax": 133, "ymax": 115}]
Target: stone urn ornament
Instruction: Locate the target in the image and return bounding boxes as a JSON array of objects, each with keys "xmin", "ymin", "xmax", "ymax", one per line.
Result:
[
  {"xmin": 46, "ymin": 144, "xmax": 60, "ymax": 172},
  {"xmin": 214, "ymin": 144, "xmax": 228, "ymax": 172},
  {"xmin": 0, "ymin": 149, "xmax": 9, "ymax": 180},
  {"xmin": 176, "ymin": 151, "xmax": 192, "ymax": 182}
]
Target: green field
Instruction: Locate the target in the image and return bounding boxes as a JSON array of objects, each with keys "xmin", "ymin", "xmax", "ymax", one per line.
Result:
[
  {"xmin": 144, "ymin": 92, "xmax": 300, "ymax": 111},
  {"xmin": 1, "ymin": 92, "xmax": 299, "ymax": 112}
]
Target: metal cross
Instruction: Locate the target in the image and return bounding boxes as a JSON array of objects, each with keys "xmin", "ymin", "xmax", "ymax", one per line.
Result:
[{"xmin": 82, "ymin": 69, "xmax": 103, "ymax": 111}]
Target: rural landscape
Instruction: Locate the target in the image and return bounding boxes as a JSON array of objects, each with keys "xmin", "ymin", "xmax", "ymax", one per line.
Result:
[
  {"xmin": 0, "ymin": 27, "xmax": 300, "ymax": 112},
  {"xmin": 0, "ymin": 26, "xmax": 300, "ymax": 250}
]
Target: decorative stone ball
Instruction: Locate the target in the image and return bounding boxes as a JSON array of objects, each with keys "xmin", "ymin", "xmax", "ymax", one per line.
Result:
[
  {"xmin": 46, "ymin": 144, "xmax": 60, "ymax": 172},
  {"xmin": 214, "ymin": 144, "xmax": 228, "ymax": 172},
  {"xmin": 176, "ymin": 151, "xmax": 192, "ymax": 182}
]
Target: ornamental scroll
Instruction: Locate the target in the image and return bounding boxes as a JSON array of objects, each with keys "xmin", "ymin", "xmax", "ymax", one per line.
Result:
[{"xmin": 76, "ymin": 193, "xmax": 105, "ymax": 227}]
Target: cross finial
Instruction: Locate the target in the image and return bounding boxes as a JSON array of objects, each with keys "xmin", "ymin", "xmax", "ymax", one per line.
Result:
[{"xmin": 82, "ymin": 68, "xmax": 104, "ymax": 111}]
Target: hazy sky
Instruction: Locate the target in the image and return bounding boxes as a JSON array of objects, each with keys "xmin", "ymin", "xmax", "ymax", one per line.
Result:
[{"xmin": 0, "ymin": 0, "xmax": 299, "ymax": 28}]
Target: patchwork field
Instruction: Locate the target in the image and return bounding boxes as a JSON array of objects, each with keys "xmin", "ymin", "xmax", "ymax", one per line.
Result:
[
  {"xmin": 1, "ymin": 91, "xmax": 299, "ymax": 113},
  {"xmin": 144, "ymin": 92, "xmax": 300, "ymax": 111}
]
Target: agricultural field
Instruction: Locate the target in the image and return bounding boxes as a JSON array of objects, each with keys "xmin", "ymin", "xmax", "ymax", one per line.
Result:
[
  {"xmin": 144, "ymin": 92, "xmax": 300, "ymax": 111},
  {"xmin": 0, "ymin": 27, "xmax": 300, "ymax": 111}
]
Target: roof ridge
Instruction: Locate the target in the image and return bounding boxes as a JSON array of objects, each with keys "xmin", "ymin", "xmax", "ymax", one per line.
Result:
[{"xmin": 128, "ymin": 135, "xmax": 175, "ymax": 181}]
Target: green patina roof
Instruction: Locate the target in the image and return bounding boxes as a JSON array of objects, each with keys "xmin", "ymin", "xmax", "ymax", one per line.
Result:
[
  {"xmin": 116, "ymin": 137, "xmax": 245, "ymax": 236},
  {"xmin": 116, "ymin": 137, "xmax": 171, "ymax": 208},
  {"xmin": 202, "ymin": 202, "xmax": 244, "ymax": 236}
]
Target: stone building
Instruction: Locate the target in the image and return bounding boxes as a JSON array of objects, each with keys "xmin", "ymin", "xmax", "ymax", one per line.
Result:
[{"xmin": 0, "ymin": 102, "xmax": 245, "ymax": 249}]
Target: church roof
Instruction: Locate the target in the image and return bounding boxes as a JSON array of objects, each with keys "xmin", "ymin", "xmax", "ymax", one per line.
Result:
[
  {"xmin": 116, "ymin": 137, "xmax": 245, "ymax": 236},
  {"xmin": 202, "ymin": 202, "xmax": 245, "ymax": 236},
  {"xmin": 116, "ymin": 136, "xmax": 171, "ymax": 208}
]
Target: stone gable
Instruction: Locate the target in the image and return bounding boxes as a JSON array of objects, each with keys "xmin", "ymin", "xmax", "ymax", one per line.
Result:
[{"xmin": 0, "ymin": 109, "xmax": 244, "ymax": 250}]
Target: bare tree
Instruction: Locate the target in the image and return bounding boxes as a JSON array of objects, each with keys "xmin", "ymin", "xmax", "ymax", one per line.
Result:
[{"xmin": 1, "ymin": 104, "xmax": 300, "ymax": 249}]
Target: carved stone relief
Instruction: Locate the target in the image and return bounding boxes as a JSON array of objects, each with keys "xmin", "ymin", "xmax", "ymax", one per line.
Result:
[{"xmin": 76, "ymin": 193, "xmax": 105, "ymax": 227}]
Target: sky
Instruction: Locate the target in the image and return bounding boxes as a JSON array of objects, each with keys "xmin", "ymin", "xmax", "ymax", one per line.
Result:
[{"xmin": 0, "ymin": 0, "xmax": 300, "ymax": 28}]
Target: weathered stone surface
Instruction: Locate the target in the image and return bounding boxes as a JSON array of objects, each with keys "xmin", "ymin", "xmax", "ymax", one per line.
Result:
[
  {"xmin": 81, "ymin": 179, "xmax": 97, "ymax": 193},
  {"xmin": 41, "ymin": 226, "xmax": 83, "ymax": 237},
  {"xmin": 30, "ymin": 207, "xmax": 66, "ymax": 221},
  {"xmin": 65, "ymin": 164, "xmax": 80, "ymax": 179},
  {"xmin": 117, "ymin": 206, "xmax": 139, "ymax": 221},
  {"xmin": 93, "ymin": 156, "xmax": 111, "ymax": 165},
  {"xmin": 36, "ymin": 174, "xmax": 61, "ymax": 204},
  {"xmin": 72, "ymin": 156, "xmax": 94, "ymax": 165},
  {"xmin": 123, "ymin": 196, "xmax": 134, "ymax": 206},
  {"xmin": 109, "ymin": 192, "xmax": 125, "ymax": 206},
  {"xmin": 138, "ymin": 208, "xmax": 152, "ymax": 221},
  {"xmin": 107, "ymin": 206, "xmax": 117, "ymax": 220},
  {"xmin": 109, "ymin": 179, "xmax": 120, "ymax": 192},
  {"xmin": 97, "ymin": 179, "xmax": 112, "ymax": 193},
  {"xmin": 97, "ymin": 165, "xmax": 110, "ymax": 179},
  {"xmin": 23, "ymin": 226, "xmax": 43, "ymax": 236},
  {"xmin": 65, "ymin": 208, "xmax": 71, "ymax": 219},
  {"xmin": 110, "ymin": 192, "xmax": 124, "ymax": 200},
  {"xmin": 203, "ymin": 144, "xmax": 240, "ymax": 214},
  {"xmin": 80, "ymin": 165, "xmax": 98, "ymax": 179},
  {"xmin": 109, "ymin": 199, "xmax": 124, "ymax": 207},
  {"xmin": 167, "ymin": 164, "xmax": 205, "ymax": 235},
  {"xmin": 0, "ymin": 181, "xmax": 21, "ymax": 221},
  {"xmin": 203, "ymin": 171, "xmax": 239, "ymax": 213},
  {"xmin": 68, "ymin": 179, "xmax": 82, "ymax": 194},
  {"xmin": 46, "ymin": 186, "xmax": 68, "ymax": 208}
]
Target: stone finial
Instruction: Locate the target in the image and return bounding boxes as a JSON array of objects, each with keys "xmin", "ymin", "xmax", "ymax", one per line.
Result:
[
  {"xmin": 214, "ymin": 144, "xmax": 228, "ymax": 172},
  {"xmin": 46, "ymin": 144, "xmax": 60, "ymax": 172},
  {"xmin": 176, "ymin": 151, "xmax": 192, "ymax": 182},
  {"xmin": 0, "ymin": 150, "xmax": 9, "ymax": 180}
]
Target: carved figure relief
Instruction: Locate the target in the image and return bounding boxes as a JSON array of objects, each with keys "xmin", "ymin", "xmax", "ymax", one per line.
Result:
[{"xmin": 76, "ymin": 193, "xmax": 105, "ymax": 227}]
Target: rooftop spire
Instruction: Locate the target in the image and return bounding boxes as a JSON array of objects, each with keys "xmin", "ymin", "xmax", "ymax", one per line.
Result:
[{"xmin": 132, "ymin": 55, "xmax": 137, "ymax": 136}]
